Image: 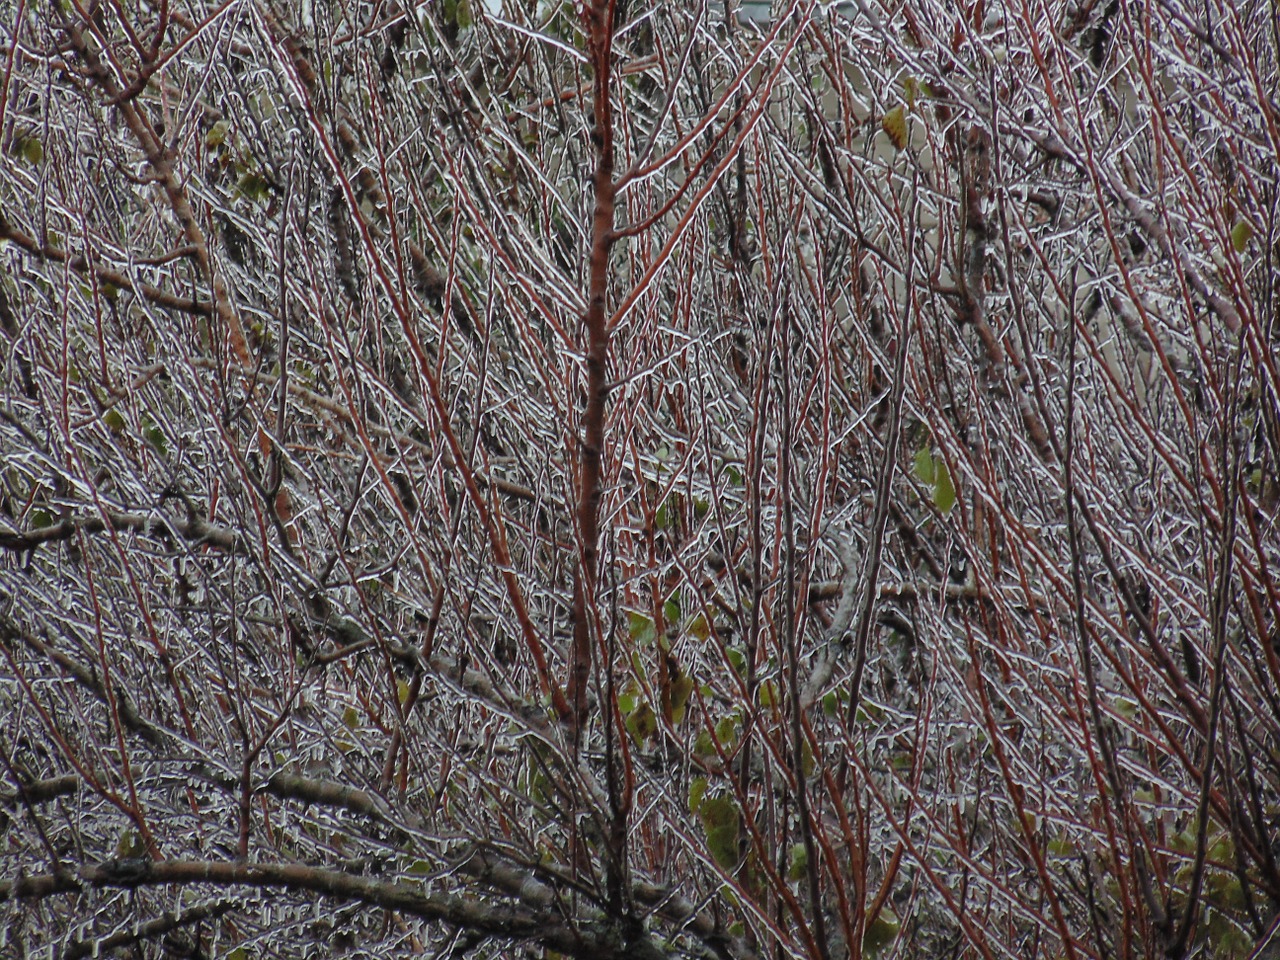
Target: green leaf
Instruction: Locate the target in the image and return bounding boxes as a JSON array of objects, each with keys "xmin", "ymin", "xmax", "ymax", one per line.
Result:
[
  {"xmin": 141, "ymin": 415, "xmax": 167, "ymax": 456},
  {"xmin": 1231, "ymin": 219, "xmax": 1254, "ymax": 253},
  {"xmin": 688, "ymin": 776, "xmax": 708, "ymax": 814},
  {"xmin": 757, "ymin": 680, "xmax": 778, "ymax": 709},
  {"xmin": 1208, "ymin": 831, "xmax": 1234, "ymax": 864},
  {"xmin": 626, "ymin": 702, "xmax": 657, "ymax": 745},
  {"xmin": 656, "ymin": 494, "xmax": 683, "ymax": 531},
  {"xmin": 726, "ymin": 648, "xmax": 746, "ymax": 676},
  {"xmin": 618, "ymin": 688, "xmax": 638, "ymax": 715},
  {"xmin": 694, "ymin": 729, "xmax": 716, "ymax": 757},
  {"xmin": 236, "ymin": 172, "xmax": 271, "ymax": 203},
  {"xmin": 115, "ymin": 829, "xmax": 145, "ymax": 858},
  {"xmin": 205, "ymin": 120, "xmax": 230, "ymax": 149},
  {"xmin": 397, "ymin": 679, "xmax": 411, "ymax": 705},
  {"xmin": 14, "ymin": 136, "xmax": 43, "ymax": 165},
  {"xmin": 30, "ymin": 509, "xmax": 53, "ymax": 530},
  {"xmin": 914, "ymin": 446, "xmax": 936, "ymax": 484},
  {"xmin": 863, "ymin": 911, "xmax": 900, "ymax": 956},
  {"xmin": 1206, "ymin": 869, "xmax": 1246, "ymax": 909},
  {"xmin": 822, "ymin": 690, "xmax": 840, "ymax": 718},
  {"xmin": 853, "ymin": 699, "xmax": 884, "ymax": 725},
  {"xmin": 914, "ymin": 447, "xmax": 956, "ymax": 515},
  {"xmin": 1047, "ymin": 832, "xmax": 1076, "ymax": 857},
  {"xmin": 669, "ymin": 674, "xmax": 694, "ymax": 725},
  {"xmin": 787, "ymin": 843, "xmax": 809, "ymax": 881},
  {"xmin": 1201, "ymin": 906, "xmax": 1251, "ymax": 958},
  {"xmin": 933, "ymin": 457, "xmax": 956, "ymax": 514},
  {"xmin": 698, "ymin": 796, "xmax": 740, "ymax": 868},
  {"xmin": 715, "ymin": 715, "xmax": 738, "ymax": 745},
  {"xmin": 103, "ymin": 409, "xmax": 126, "ymax": 433},
  {"xmin": 342, "ymin": 706, "xmax": 360, "ymax": 729},
  {"xmin": 628, "ymin": 611, "xmax": 656, "ymax": 646},
  {"xmin": 706, "ymin": 825, "xmax": 739, "ymax": 868}
]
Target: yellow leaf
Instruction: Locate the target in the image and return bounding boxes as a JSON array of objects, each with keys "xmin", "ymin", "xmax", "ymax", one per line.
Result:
[
  {"xmin": 688, "ymin": 613, "xmax": 711, "ymax": 642},
  {"xmin": 205, "ymin": 120, "xmax": 230, "ymax": 149},
  {"xmin": 903, "ymin": 76, "xmax": 920, "ymax": 111},
  {"xmin": 881, "ymin": 105, "xmax": 907, "ymax": 150}
]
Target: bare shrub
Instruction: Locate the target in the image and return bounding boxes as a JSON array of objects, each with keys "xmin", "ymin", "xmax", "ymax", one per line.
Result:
[{"xmin": 1, "ymin": 0, "xmax": 1277, "ymax": 958}]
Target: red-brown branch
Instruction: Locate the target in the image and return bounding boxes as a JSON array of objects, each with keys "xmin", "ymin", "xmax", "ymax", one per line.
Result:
[{"xmin": 569, "ymin": 1, "xmax": 616, "ymax": 732}]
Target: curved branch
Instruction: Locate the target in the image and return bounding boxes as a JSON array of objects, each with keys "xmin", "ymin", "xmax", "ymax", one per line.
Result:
[
  {"xmin": 0, "ymin": 858, "xmax": 665, "ymax": 960},
  {"xmin": 0, "ymin": 217, "xmax": 213, "ymax": 316}
]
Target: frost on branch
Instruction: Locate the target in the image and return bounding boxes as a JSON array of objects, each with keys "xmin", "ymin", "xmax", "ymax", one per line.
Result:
[{"xmin": 0, "ymin": 0, "xmax": 1277, "ymax": 958}]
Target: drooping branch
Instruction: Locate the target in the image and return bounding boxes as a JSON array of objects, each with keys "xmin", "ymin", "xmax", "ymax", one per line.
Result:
[
  {"xmin": 0, "ymin": 217, "xmax": 212, "ymax": 317},
  {"xmin": 61, "ymin": 899, "xmax": 239, "ymax": 960},
  {"xmin": 1, "ymin": 860, "xmax": 573, "ymax": 952},
  {"xmin": 55, "ymin": 10, "xmax": 249, "ymax": 364},
  {"xmin": 0, "ymin": 857, "xmax": 752, "ymax": 960}
]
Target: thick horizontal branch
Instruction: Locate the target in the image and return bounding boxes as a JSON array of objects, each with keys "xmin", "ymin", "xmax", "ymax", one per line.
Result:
[
  {"xmin": 62, "ymin": 899, "xmax": 239, "ymax": 960},
  {"xmin": 3, "ymin": 765, "xmax": 748, "ymax": 960},
  {"xmin": 806, "ymin": 578, "xmax": 1054, "ymax": 614},
  {"xmin": 0, "ymin": 774, "xmax": 80, "ymax": 808},
  {"xmin": 0, "ymin": 216, "xmax": 212, "ymax": 316},
  {"xmin": 264, "ymin": 772, "xmax": 393, "ymax": 821},
  {"xmin": 0, "ymin": 859, "xmax": 636, "ymax": 960},
  {"xmin": 0, "ymin": 510, "xmax": 241, "ymax": 553}
]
